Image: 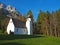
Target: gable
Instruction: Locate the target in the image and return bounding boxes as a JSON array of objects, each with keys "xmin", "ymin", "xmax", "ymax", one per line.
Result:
[{"xmin": 8, "ymin": 18, "xmax": 14, "ymax": 27}]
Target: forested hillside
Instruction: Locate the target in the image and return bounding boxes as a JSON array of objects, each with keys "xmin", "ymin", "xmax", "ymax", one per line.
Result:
[{"xmin": 36, "ymin": 9, "xmax": 60, "ymax": 37}]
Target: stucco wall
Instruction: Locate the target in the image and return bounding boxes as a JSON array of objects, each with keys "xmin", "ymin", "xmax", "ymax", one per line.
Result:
[
  {"xmin": 7, "ymin": 18, "xmax": 15, "ymax": 34},
  {"xmin": 26, "ymin": 18, "xmax": 32, "ymax": 35}
]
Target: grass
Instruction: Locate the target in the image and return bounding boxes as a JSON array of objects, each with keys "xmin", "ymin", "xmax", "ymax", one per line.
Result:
[
  {"xmin": 0, "ymin": 29, "xmax": 3, "ymax": 34},
  {"xmin": 0, "ymin": 34, "xmax": 60, "ymax": 45}
]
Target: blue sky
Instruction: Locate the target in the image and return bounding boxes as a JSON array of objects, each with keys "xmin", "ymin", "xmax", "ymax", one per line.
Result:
[{"xmin": 0, "ymin": 0, "xmax": 60, "ymax": 21}]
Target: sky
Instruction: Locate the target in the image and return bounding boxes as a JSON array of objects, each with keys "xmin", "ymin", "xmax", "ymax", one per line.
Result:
[{"xmin": 0, "ymin": 0, "xmax": 60, "ymax": 21}]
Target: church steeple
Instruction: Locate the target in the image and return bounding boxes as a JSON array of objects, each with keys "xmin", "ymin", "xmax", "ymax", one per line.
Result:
[
  {"xmin": 27, "ymin": 15, "xmax": 32, "ymax": 18},
  {"xmin": 26, "ymin": 15, "xmax": 32, "ymax": 35}
]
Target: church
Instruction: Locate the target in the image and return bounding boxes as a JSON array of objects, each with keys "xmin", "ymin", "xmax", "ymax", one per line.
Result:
[
  {"xmin": 6, "ymin": 15, "xmax": 32, "ymax": 35},
  {"xmin": 0, "ymin": 3, "xmax": 32, "ymax": 35}
]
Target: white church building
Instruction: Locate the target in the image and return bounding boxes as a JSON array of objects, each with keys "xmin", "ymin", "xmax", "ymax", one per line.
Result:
[{"xmin": 6, "ymin": 15, "xmax": 32, "ymax": 35}]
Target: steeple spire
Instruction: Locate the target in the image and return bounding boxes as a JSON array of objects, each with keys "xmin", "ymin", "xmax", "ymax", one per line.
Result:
[{"xmin": 27, "ymin": 15, "xmax": 31, "ymax": 18}]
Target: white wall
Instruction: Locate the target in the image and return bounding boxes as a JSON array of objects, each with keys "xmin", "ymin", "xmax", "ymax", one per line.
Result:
[
  {"xmin": 14, "ymin": 28, "xmax": 27, "ymax": 34},
  {"xmin": 7, "ymin": 18, "xmax": 15, "ymax": 34},
  {"xmin": 26, "ymin": 18, "xmax": 32, "ymax": 35}
]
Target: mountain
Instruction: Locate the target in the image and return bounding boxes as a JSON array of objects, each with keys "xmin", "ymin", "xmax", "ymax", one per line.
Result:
[{"xmin": 0, "ymin": 2, "xmax": 25, "ymax": 18}]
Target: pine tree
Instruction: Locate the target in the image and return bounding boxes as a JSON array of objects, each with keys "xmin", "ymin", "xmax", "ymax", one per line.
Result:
[
  {"xmin": 37, "ymin": 10, "xmax": 46, "ymax": 34},
  {"xmin": 56, "ymin": 9, "xmax": 60, "ymax": 37}
]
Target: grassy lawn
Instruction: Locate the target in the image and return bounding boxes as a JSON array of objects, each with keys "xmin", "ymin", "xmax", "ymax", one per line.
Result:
[
  {"xmin": 0, "ymin": 35, "xmax": 60, "ymax": 45},
  {"xmin": 0, "ymin": 30, "xmax": 3, "ymax": 34}
]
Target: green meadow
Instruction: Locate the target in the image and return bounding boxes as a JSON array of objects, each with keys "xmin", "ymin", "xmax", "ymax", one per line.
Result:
[{"xmin": 0, "ymin": 34, "xmax": 60, "ymax": 45}]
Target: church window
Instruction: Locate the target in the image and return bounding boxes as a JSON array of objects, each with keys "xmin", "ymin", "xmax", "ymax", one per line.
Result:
[{"xmin": 17, "ymin": 28, "xmax": 18, "ymax": 32}]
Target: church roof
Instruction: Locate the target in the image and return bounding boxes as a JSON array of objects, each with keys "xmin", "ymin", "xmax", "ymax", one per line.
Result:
[
  {"xmin": 2, "ymin": 17, "xmax": 26, "ymax": 28},
  {"xmin": 12, "ymin": 18, "xmax": 26, "ymax": 28}
]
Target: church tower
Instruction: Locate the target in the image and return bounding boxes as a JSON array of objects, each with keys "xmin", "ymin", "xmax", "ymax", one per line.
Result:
[{"xmin": 26, "ymin": 15, "xmax": 32, "ymax": 35}]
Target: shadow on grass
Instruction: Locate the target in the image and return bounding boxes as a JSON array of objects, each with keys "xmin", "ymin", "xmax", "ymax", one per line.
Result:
[
  {"xmin": 0, "ymin": 34, "xmax": 44, "ymax": 40},
  {"xmin": 0, "ymin": 42, "xmax": 25, "ymax": 45}
]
